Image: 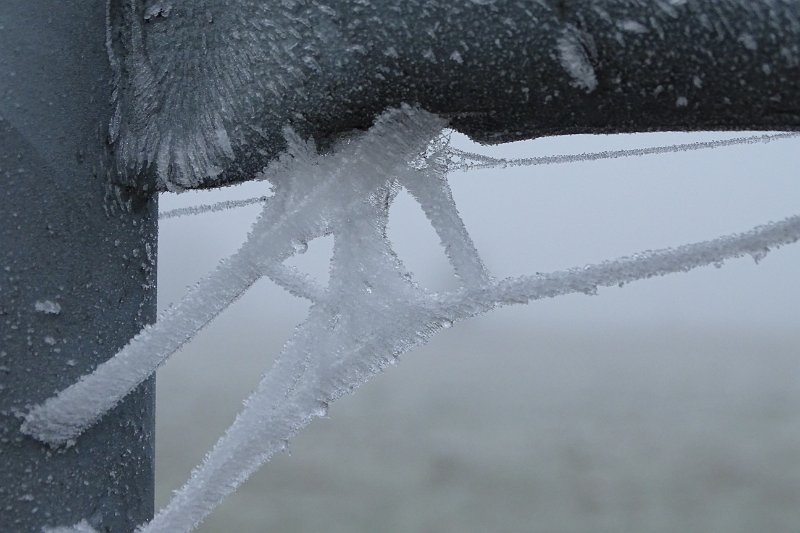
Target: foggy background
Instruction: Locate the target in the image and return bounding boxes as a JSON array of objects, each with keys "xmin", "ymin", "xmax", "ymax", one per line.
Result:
[{"xmin": 155, "ymin": 131, "xmax": 800, "ymax": 532}]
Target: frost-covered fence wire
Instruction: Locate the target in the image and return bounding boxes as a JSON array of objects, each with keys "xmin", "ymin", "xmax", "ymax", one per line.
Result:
[
  {"xmin": 158, "ymin": 132, "xmax": 799, "ymax": 221},
  {"xmin": 159, "ymin": 196, "xmax": 270, "ymax": 220},
  {"xmin": 435, "ymin": 216, "xmax": 800, "ymax": 315},
  {"xmin": 26, "ymin": 108, "xmax": 800, "ymax": 532},
  {"xmin": 447, "ymin": 132, "xmax": 800, "ymax": 171}
]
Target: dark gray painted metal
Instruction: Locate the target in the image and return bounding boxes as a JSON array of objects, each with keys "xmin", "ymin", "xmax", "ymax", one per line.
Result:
[
  {"xmin": 109, "ymin": 0, "xmax": 800, "ymax": 190},
  {"xmin": 0, "ymin": 2, "xmax": 156, "ymax": 531}
]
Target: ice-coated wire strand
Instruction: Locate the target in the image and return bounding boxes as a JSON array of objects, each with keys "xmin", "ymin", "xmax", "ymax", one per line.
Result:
[
  {"xmin": 21, "ymin": 176, "xmax": 336, "ymax": 446},
  {"xmin": 140, "ymin": 213, "xmax": 800, "ymax": 533},
  {"xmin": 159, "ymin": 196, "xmax": 269, "ymax": 220},
  {"xmin": 448, "ymin": 132, "xmax": 800, "ymax": 171},
  {"xmin": 436, "ymin": 214, "xmax": 800, "ymax": 317},
  {"xmin": 35, "ymin": 108, "xmax": 799, "ymax": 532}
]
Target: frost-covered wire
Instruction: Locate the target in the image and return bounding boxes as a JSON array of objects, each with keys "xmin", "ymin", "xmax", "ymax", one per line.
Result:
[
  {"xmin": 30, "ymin": 107, "xmax": 799, "ymax": 532},
  {"xmin": 449, "ymin": 132, "xmax": 800, "ymax": 171},
  {"xmin": 158, "ymin": 133, "xmax": 799, "ymax": 222},
  {"xmin": 263, "ymin": 263, "xmax": 326, "ymax": 302},
  {"xmin": 22, "ymin": 252, "xmax": 265, "ymax": 446},
  {"xmin": 139, "ymin": 212, "xmax": 800, "ymax": 533},
  {"xmin": 435, "ymin": 214, "xmax": 800, "ymax": 317},
  {"xmin": 159, "ymin": 196, "xmax": 269, "ymax": 220}
]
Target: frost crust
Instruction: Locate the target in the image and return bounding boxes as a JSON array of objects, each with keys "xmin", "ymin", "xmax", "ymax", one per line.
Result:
[{"xmin": 24, "ymin": 107, "xmax": 800, "ymax": 531}]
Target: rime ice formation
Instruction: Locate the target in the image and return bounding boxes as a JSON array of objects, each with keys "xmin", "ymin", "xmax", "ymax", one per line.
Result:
[
  {"xmin": 22, "ymin": 107, "xmax": 445, "ymax": 447},
  {"xmin": 23, "ymin": 108, "xmax": 800, "ymax": 531},
  {"xmin": 447, "ymin": 132, "xmax": 800, "ymax": 172}
]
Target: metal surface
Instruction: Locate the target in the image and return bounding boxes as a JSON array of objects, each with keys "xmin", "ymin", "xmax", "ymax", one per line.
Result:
[
  {"xmin": 0, "ymin": 2, "xmax": 156, "ymax": 530},
  {"xmin": 108, "ymin": 0, "xmax": 800, "ymax": 190}
]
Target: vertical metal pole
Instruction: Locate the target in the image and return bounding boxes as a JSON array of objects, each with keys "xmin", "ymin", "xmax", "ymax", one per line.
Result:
[{"xmin": 0, "ymin": 2, "xmax": 156, "ymax": 531}]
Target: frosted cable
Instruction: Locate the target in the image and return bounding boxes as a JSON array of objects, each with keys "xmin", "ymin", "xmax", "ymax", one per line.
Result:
[
  {"xmin": 264, "ymin": 263, "xmax": 326, "ymax": 302},
  {"xmin": 449, "ymin": 132, "xmax": 800, "ymax": 171},
  {"xmin": 21, "ymin": 252, "xmax": 264, "ymax": 446},
  {"xmin": 31, "ymin": 107, "xmax": 797, "ymax": 532},
  {"xmin": 159, "ymin": 196, "xmax": 269, "ymax": 220},
  {"xmin": 437, "ymin": 214, "xmax": 800, "ymax": 316}
]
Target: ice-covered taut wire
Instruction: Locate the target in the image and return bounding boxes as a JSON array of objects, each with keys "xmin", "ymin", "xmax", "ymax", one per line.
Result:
[
  {"xmin": 146, "ymin": 140, "xmax": 800, "ymax": 533},
  {"xmin": 434, "ymin": 215, "xmax": 800, "ymax": 316},
  {"xmin": 448, "ymin": 132, "xmax": 800, "ymax": 172},
  {"xmin": 157, "ymin": 132, "xmax": 800, "ymax": 222},
  {"xmin": 159, "ymin": 196, "xmax": 270, "ymax": 220},
  {"xmin": 31, "ymin": 108, "xmax": 800, "ymax": 532}
]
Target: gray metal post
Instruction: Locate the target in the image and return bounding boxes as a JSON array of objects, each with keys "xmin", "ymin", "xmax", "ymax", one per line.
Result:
[{"xmin": 0, "ymin": 2, "xmax": 156, "ymax": 531}]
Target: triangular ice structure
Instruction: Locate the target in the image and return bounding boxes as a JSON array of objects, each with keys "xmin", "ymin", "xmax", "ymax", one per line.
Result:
[{"xmin": 27, "ymin": 109, "xmax": 800, "ymax": 532}]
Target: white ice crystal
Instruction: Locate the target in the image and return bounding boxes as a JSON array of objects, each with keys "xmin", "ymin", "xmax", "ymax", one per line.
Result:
[
  {"xmin": 556, "ymin": 26, "xmax": 598, "ymax": 93},
  {"xmin": 34, "ymin": 300, "xmax": 62, "ymax": 315},
  {"xmin": 158, "ymin": 196, "xmax": 269, "ymax": 220},
  {"xmin": 22, "ymin": 108, "xmax": 800, "ymax": 532}
]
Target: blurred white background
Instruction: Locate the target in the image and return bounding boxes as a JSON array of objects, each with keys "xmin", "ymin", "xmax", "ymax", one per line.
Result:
[{"xmin": 156, "ymin": 131, "xmax": 800, "ymax": 532}]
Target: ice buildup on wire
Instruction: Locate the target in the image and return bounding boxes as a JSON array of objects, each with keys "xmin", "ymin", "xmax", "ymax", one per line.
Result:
[{"xmin": 24, "ymin": 106, "xmax": 800, "ymax": 531}]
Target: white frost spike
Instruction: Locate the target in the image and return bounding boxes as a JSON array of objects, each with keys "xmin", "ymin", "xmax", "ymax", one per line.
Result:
[{"xmin": 34, "ymin": 300, "xmax": 62, "ymax": 315}]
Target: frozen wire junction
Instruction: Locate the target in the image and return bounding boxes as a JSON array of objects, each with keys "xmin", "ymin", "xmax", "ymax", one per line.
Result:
[{"xmin": 25, "ymin": 107, "xmax": 800, "ymax": 532}]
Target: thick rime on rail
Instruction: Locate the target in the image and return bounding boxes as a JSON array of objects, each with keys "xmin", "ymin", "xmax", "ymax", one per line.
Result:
[
  {"xmin": 30, "ymin": 108, "xmax": 800, "ymax": 533},
  {"xmin": 107, "ymin": 0, "xmax": 800, "ymax": 191}
]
